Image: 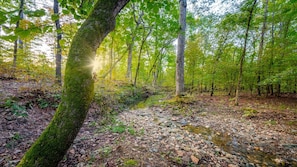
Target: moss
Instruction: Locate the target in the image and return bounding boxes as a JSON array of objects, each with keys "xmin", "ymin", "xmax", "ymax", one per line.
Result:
[{"xmin": 17, "ymin": 0, "xmax": 130, "ymax": 166}]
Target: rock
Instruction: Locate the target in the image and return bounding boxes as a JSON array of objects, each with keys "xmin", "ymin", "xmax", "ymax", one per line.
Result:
[
  {"xmin": 228, "ymin": 164, "xmax": 238, "ymax": 167},
  {"xmin": 80, "ymin": 149, "xmax": 86, "ymax": 155},
  {"xmin": 178, "ymin": 119, "xmax": 188, "ymax": 126},
  {"xmin": 191, "ymin": 155, "xmax": 199, "ymax": 164}
]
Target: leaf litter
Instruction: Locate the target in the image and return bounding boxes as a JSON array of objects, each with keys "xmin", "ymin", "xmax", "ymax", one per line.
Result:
[{"xmin": 0, "ymin": 80, "xmax": 296, "ymax": 166}]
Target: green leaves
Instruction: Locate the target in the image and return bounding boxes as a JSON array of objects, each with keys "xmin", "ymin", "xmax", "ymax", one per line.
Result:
[
  {"xmin": 58, "ymin": 0, "xmax": 95, "ymax": 20},
  {"xmin": 0, "ymin": 11, "xmax": 8, "ymax": 24},
  {"xmin": 24, "ymin": 9, "xmax": 46, "ymax": 17}
]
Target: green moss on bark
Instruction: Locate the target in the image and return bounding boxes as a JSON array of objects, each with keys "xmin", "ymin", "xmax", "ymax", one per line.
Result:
[{"xmin": 17, "ymin": 0, "xmax": 130, "ymax": 166}]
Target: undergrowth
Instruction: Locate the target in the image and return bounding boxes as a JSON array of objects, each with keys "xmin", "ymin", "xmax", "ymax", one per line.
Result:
[{"xmin": 92, "ymin": 81, "xmax": 154, "ymax": 126}]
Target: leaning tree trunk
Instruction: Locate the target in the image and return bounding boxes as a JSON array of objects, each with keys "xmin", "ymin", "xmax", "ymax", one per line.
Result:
[
  {"xmin": 235, "ymin": 0, "xmax": 257, "ymax": 106},
  {"xmin": 17, "ymin": 1, "xmax": 129, "ymax": 166}
]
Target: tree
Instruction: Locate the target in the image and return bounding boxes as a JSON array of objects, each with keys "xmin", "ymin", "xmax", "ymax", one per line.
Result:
[
  {"xmin": 133, "ymin": 26, "xmax": 152, "ymax": 87},
  {"xmin": 17, "ymin": 0, "xmax": 130, "ymax": 166},
  {"xmin": 54, "ymin": 0, "xmax": 62, "ymax": 85},
  {"xmin": 235, "ymin": 0, "xmax": 258, "ymax": 106},
  {"xmin": 256, "ymin": 0, "xmax": 269, "ymax": 96},
  {"xmin": 126, "ymin": 2, "xmax": 143, "ymax": 82},
  {"xmin": 176, "ymin": 0, "xmax": 186, "ymax": 96},
  {"xmin": 13, "ymin": 0, "xmax": 24, "ymax": 69}
]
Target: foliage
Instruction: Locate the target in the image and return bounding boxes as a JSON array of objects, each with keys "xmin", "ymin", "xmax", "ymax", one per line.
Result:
[
  {"xmin": 1, "ymin": 0, "xmax": 295, "ymax": 99},
  {"xmin": 242, "ymin": 108, "xmax": 258, "ymax": 118},
  {"xmin": 4, "ymin": 99, "xmax": 28, "ymax": 117}
]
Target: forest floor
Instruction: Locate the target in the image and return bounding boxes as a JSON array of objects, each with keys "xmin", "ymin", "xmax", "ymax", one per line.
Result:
[{"xmin": 0, "ymin": 79, "xmax": 297, "ymax": 167}]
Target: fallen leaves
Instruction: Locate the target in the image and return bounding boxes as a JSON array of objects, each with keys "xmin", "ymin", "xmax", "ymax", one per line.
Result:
[{"xmin": 190, "ymin": 155, "xmax": 199, "ymax": 164}]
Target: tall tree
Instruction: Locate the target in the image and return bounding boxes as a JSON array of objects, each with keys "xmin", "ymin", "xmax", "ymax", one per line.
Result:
[
  {"xmin": 235, "ymin": 0, "xmax": 258, "ymax": 105},
  {"xmin": 17, "ymin": 0, "xmax": 130, "ymax": 166},
  {"xmin": 126, "ymin": 3, "xmax": 142, "ymax": 82},
  {"xmin": 176, "ymin": 0, "xmax": 186, "ymax": 96},
  {"xmin": 133, "ymin": 26, "xmax": 152, "ymax": 87},
  {"xmin": 257, "ymin": 0, "xmax": 269, "ymax": 96},
  {"xmin": 54, "ymin": 0, "xmax": 62, "ymax": 85},
  {"xmin": 12, "ymin": 0, "xmax": 24, "ymax": 69}
]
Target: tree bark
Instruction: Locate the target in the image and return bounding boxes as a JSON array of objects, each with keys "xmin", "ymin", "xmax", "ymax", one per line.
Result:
[
  {"xmin": 235, "ymin": 0, "xmax": 257, "ymax": 106},
  {"xmin": 126, "ymin": 4, "xmax": 142, "ymax": 81},
  {"xmin": 13, "ymin": 0, "xmax": 24, "ymax": 69},
  {"xmin": 133, "ymin": 27, "xmax": 152, "ymax": 87},
  {"xmin": 17, "ymin": 1, "xmax": 129, "ymax": 166},
  {"xmin": 257, "ymin": 0, "xmax": 269, "ymax": 96},
  {"xmin": 176, "ymin": 0, "xmax": 186, "ymax": 96},
  {"xmin": 54, "ymin": 0, "xmax": 62, "ymax": 85},
  {"xmin": 210, "ymin": 31, "xmax": 229, "ymax": 96}
]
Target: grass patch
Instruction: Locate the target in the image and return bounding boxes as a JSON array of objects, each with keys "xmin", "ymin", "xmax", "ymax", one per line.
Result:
[
  {"xmin": 134, "ymin": 94, "xmax": 165, "ymax": 109},
  {"xmin": 286, "ymin": 120, "xmax": 297, "ymax": 126},
  {"xmin": 242, "ymin": 108, "xmax": 258, "ymax": 118},
  {"xmin": 265, "ymin": 120, "xmax": 277, "ymax": 125},
  {"xmin": 123, "ymin": 159, "xmax": 138, "ymax": 167}
]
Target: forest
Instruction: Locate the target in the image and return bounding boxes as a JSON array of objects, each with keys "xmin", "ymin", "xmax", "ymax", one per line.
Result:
[{"xmin": 0, "ymin": 0, "xmax": 296, "ymax": 166}]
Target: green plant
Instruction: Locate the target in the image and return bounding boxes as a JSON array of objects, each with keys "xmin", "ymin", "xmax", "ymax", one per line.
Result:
[
  {"xmin": 6, "ymin": 133, "xmax": 22, "ymax": 149},
  {"xmin": 98, "ymin": 146, "xmax": 112, "ymax": 158},
  {"xmin": 123, "ymin": 159, "xmax": 138, "ymax": 167},
  {"xmin": 12, "ymin": 133, "xmax": 22, "ymax": 140},
  {"xmin": 4, "ymin": 99, "xmax": 14, "ymax": 108},
  {"xmin": 4, "ymin": 99, "xmax": 28, "ymax": 117},
  {"xmin": 127, "ymin": 126, "xmax": 136, "ymax": 135},
  {"xmin": 139, "ymin": 128, "xmax": 145, "ymax": 135},
  {"xmin": 111, "ymin": 122, "xmax": 126, "ymax": 134},
  {"xmin": 265, "ymin": 120, "xmax": 277, "ymax": 125},
  {"xmin": 37, "ymin": 98, "xmax": 49, "ymax": 109},
  {"xmin": 89, "ymin": 121, "xmax": 97, "ymax": 127},
  {"xmin": 242, "ymin": 108, "xmax": 258, "ymax": 118}
]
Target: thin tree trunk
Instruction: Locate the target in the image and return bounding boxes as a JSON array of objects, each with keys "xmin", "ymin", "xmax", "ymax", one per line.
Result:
[
  {"xmin": 54, "ymin": 0, "xmax": 62, "ymax": 85},
  {"xmin": 210, "ymin": 31, "xmax": 229, "ymax": 96},
  {"xmin": 126, "ymin": 5, "xmax": 143, "ymax": 81},
  {"xmin": 13, "ymin": 0, "xmax": 24, "ymax": 69},
  {"xmin": 133, "ymin": 27, "xmax": 152, "ymax": 87},
  {"xmin": 109, "ymin": 34, "xmax": 114, "ymax": 80},
  {"xmin": 176, "ymin": 0, "xmax": 187, "ymax": 96},
  {"xmin": 268, "ymin": 0, "xmax": 275, "ymax": 96},
  {"xmin": 17, "ymin": 1, "xmax": 129, "ymax": 166},
  {"xmin": 257, "ymin": 0, "xmax": 268, "ymax": 96},
  {"xmin": 235, "ymin": 0, "xmax": 257, "ymax": 106}
]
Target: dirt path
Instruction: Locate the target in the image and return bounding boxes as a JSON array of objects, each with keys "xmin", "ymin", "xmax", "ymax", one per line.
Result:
[
  {"xmin": 112, "ymin": 106, "xmax": 297, "ymax": 166},
  {"xmin": 61, "ymin": 101, "xmax": 297, "ymax": 166}
]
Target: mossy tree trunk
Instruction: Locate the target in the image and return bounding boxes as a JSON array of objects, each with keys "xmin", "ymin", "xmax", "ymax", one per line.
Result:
[{"xmin": 17, "ymin": 0, "xmax": 129, "ymax": 166}]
